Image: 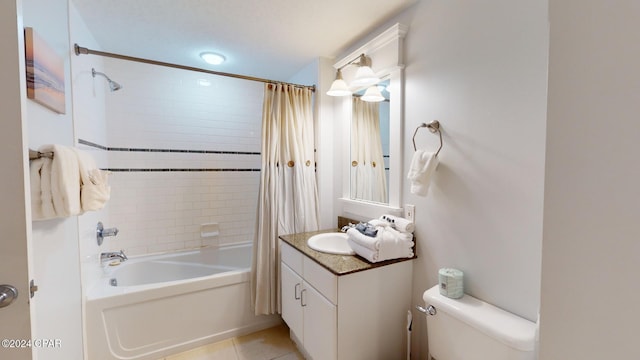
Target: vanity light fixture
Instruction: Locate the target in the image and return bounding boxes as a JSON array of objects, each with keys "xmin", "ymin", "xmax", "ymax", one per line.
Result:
[
  {"xmin": 327, "ymin": 53, "xmax": 380, "ymax": 97},
  {"xmin": 326, "ymin": 69, "xmax": 351, "ymax": 96},
  {"xmin": 361, "ymin": 85, "xmax": 385, "ymax": 102},
  {"xmin": 200, "ymin": 52, "xmax": 226, "ymax": 65}
]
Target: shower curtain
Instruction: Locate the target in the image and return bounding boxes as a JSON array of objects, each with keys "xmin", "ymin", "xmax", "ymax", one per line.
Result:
[
  {"xmin": 251, "ymin": 83, "xmax": 319, "ymax": 315},
  {"xmin": 351, "ymin": 97, "xmax": 388, "ymax": 203}
]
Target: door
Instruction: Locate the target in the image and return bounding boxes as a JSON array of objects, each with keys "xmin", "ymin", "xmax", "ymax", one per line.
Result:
[
  {"xmin": 281, "ymin": 263, "xmax": 303, "ymax": 340},
  {"xmin": 0, "ymin": 1, "xmax": 35, "ymax": 359},
  {"xmin": 302, "ymin": 283, "xmax": 337, "ymax": 360}
]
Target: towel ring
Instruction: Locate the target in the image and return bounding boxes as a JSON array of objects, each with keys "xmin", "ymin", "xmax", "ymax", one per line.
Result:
[{"xmin": 412, "ymin": 120, "xmax": 443, "ymax": 156}]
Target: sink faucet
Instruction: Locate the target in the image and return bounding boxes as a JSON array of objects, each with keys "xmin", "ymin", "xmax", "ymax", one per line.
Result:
[
  {"xmin": 100, "ymin": 250, "xmax": 128, "ymax": 264},
  {"xmin": 341, "ymin": 223, "xmax": 356, "ymax": 232}
]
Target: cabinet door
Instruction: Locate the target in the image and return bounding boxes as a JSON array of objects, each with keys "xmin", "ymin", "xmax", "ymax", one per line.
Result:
[
  {"xmin": 302, "ymin": 282, "xmax": 337, "ymax": 360},
  {"xmin": 281, "ymin": 262, "xmax": 303, "ymax": 340}
]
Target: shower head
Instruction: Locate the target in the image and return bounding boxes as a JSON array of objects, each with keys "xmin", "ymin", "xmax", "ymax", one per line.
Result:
[{"xmin": 92, "ymin": 68, "xmax": 122, "ymax": 91}]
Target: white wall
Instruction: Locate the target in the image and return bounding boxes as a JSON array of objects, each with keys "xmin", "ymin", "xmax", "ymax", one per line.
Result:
[
  {"xmin": 22, "ymin": 0, "xmax": 84, "ymax": 358},
  {"xmin": 540, "ymin": 1, "xmax": 640, "ymax": 359},
  {"xmin": 335, "ymin": 2, "xmax": 549, "ymax": 358},
  {"xmin": 69, "ymin": 0, "xmax": 109, "ymax": 292},
  {"xmin": 101, "ymin": 60, "xmax": 264, "ymax": 256}
]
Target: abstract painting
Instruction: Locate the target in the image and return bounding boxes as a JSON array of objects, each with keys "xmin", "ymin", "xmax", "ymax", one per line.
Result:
[{"xmin": 24, "ymin": 27, "xmax": 66, "ymax": 114}]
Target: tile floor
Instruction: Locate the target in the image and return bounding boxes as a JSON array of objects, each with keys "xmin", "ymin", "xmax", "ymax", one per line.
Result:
[{"xmin": 163, "ymin": 324, "xmax": 304, "ymax": 360}]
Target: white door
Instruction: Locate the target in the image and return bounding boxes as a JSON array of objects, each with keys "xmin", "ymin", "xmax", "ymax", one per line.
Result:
[
  {"xmin": 302, "ymin": 283, "xmax": 337, "ymax": 360},
  {"xmin": 0, "ymin": 1, "xmax": 35, "ymax": 359},
  {"xmin": 281, "ymin": 263, "xmax": 303, "ymax": 340}
]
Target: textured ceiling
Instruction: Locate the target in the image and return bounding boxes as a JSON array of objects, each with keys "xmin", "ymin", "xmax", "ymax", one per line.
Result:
[{"xmin": 71, "ymin": 0, "xmax": 416, "ymax": 81}]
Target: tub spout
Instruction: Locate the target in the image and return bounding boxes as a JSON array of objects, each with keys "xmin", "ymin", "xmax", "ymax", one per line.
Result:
[{"xmin": 101, "ymin": 250, "xmax": 128, "ymax": 264}]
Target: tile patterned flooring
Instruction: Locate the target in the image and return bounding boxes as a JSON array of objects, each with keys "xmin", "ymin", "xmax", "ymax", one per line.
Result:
[{"xmin": 163, "ymin": 324, "xmax": 304, "ymax": 360}]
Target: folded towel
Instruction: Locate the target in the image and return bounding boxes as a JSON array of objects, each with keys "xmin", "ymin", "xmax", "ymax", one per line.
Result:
[
  {"xmin": 73, "ymin": 149, "xmax": 110, "ymax": 211},
  {"xmin": 377, "ymin": 228, "xmax": 414, "ymax": 260},
  {"xmin": 29, "ymin": 158, "xmax": 46, "ymax": 220},
  {"xmin": 407, "ymin": 150, "xmax": 439, "ymax": 196},
  {"xmin": 347, "ymin": 238, "xmax": 379, "ymax": 262},
  {"xmin": 348, "ymin": 237, "xmax": 414, "ymax": 263},
  {"xmin": 347, "ymin": 228, "xmax": 380, "ymax": 251},
  {"xmin": 39, "ymin": 157, "xmax": 57, "ymax": 219},
  {"xmin": 43, "ymin": 144, "xmax": 82, "ymax": 217},
  {"xmin": 347, "ymin": 227, "xmax": 414, "ymax": 251},
  {"xmin": 380, "ymin": 214, "xmax": 415, "ymax": 233}
]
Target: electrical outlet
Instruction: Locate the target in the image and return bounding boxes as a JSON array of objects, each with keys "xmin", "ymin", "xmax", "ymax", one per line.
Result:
[{"xmin": 404, "ymin": 204, "xmax": 415, "ymax": 223}]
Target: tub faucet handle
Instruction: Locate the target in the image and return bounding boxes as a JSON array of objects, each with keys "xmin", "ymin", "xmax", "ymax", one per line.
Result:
[{"xmin": 97, "ymin": 221, "xmax": 119, "ymax": 246}]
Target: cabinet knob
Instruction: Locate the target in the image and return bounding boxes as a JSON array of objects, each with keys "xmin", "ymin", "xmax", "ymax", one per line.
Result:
[{"xmin": 301, "ymin": 289, "xmax": 307, "ymax": 307}]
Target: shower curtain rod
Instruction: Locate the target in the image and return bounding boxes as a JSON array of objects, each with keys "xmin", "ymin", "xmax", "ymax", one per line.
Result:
[{"xmin": 74, "ymin": 44, "xmax": 316, "ymax": 92}]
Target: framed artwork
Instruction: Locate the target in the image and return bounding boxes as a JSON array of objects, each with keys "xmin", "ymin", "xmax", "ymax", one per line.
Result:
[{"xmin": 24, "ymin": 27, "xmax": 66, "ymax": 114}]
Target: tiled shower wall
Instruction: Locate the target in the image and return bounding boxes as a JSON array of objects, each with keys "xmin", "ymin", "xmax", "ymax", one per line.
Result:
[{"xmin": 98, "ymin": 59, "xmax": 264, "ymax": 256}]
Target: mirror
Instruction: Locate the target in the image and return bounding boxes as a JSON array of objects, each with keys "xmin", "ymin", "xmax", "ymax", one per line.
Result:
[
  {"xmin": 335, "ymin": 23, "xmax": 407, "ymax": 217},
  {"xmin": 350, "ymin": 79, "xmax": 390, "ymax": 204}
]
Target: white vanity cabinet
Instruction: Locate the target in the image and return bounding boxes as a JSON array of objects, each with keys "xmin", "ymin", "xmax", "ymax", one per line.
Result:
[{"xmin": 280, "ymin": 239, "xmax": 413, "ymax": 360}]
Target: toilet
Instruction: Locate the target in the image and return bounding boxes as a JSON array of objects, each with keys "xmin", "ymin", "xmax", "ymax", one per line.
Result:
[{"xmin": 422, "ymin": 285, "xmax": 536, "ymax": 360}]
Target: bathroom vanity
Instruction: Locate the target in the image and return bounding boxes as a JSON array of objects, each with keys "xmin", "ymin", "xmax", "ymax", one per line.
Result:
[{"xmin": 279, "ymin": 230, "xmax": 414, "ymax": 360}]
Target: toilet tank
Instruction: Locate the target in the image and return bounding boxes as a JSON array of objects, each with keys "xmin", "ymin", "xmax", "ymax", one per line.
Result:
[{"xmin": 423, "ymin": 285, "xmax": 535, "ymax": 360}]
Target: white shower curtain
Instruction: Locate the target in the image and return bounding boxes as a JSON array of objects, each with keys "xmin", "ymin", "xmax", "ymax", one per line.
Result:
[
  {"xmin": 251, "ymin": 83, "xmax": 319, "ymax": 315},
  {"xmin": 351, "ymin": 97, "xmax": 388, "ymax": 203}
]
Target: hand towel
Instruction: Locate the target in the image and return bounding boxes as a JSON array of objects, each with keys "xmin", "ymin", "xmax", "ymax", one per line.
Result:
[
  {"xmin": 39, "ymin": 157, "xmax": 57, "ymax": 219},
  {"xmin": 380, "ymin": 214, "xmax": 415, "ymax": 233},
  {"xmin": 73, "ymin": 148, "xmax": 111, "ymax": 211},
  {"xmin": 40, "ymin": 144, "xmax": 81, "ymax": 217},
  {"xmin": 29, "ymin": 157, "xmax": 46, "ymax": 220},
  {"xmin": 81, "ymin": 169, "xmax": 110, "ymax": 211},
  {"xmin": 407, "ymin": 150, "xmax": 439, "ymax": 196}
]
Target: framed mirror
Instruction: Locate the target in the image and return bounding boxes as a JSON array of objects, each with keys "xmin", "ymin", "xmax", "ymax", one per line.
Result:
[{"xmin": 333, "ymin": 23, "xmax": 407, "ymax": 218}]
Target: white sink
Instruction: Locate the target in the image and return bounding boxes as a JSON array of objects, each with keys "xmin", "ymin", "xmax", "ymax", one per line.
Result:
[{"xmin": 307, "ymin": 232, "xmax": 355, "ymax": 255}]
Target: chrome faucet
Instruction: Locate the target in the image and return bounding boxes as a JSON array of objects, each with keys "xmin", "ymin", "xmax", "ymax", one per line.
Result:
[
  {"xmin": 97, "ymin": 221, "xmax": 119, "ymax": 246},
  {"xmin": 100, "ymin": 250, "xmax": 128, "ymax": 264}
]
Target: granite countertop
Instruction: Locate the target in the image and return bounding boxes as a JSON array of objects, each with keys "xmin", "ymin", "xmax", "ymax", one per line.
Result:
[{"xmin": 279, "ymin": 229, "xmax": 416, "ymax": 276}]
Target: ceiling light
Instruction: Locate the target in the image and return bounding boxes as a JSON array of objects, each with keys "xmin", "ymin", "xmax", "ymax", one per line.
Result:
[
  {"xmin": 327, "ymin": 54, "xmax": 380, "ymax": 97},
  {"xmin": 361, "ymin": 85, "xmax": 385, "ymax": 102},
  {"xmin": 200, "ymin": 52, "xmax": 226, "ymax": 65}
]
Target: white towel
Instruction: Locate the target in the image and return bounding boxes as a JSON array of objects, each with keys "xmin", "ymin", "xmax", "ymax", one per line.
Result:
[
  {"xmin": 42, "ymin": 144, "xmax": 82, "ymax": 217},
  {"xmin": 347, "ymin": 238, "xmax": 379, "ymax": 262},
  {"xmin": 73, "ymin": 149, "xmax": 110, "ymax": 211},
  {"xmin": 82, "ymin": 169, "xmax": 110, "ymax": 211},
  {"xmin": 39, "ymin": 157, "xmax": 57, "ymax": 219},
  {"xmin": 29, "ymin": 158, "xmax": 46, "ymax": 220},
  {"xmin": 377, "ymin": 228, "xmax": 414, "ymax": 260},
  {"xmin": 347, "ymin": 228, "xmax": 381, "ymax": 251},
  {"xmin": 380, "ymin": 214, "xmax": 415, "ymax": 233},
  {"xmin": 347, "ymin": 226, "xmax": 414, "ymax": 261},
  {"xmin": 348, "ymin": 237, "xmax": 414, "ymax": 263},
  {"xmin": 347, "ymin": 227, "xmax": 414, "ymax": 251},
  {"xmin": 407, "ymin": 150, "xmax": 439, "ymax": 196}
]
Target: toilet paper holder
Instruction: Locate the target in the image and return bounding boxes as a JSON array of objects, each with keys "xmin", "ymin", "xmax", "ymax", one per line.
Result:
[{"xmin": 417, "ymin": 304, "xmax": 437, "ymax": 316}]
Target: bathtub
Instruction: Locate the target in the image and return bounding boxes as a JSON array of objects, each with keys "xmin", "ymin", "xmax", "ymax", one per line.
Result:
[{"xmin": 85, "ymin": 244, "xmax": 281, "ymax": 360}]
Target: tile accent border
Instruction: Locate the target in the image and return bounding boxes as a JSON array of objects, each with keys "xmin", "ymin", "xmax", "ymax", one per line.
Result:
[{"xmin": 78, "ymin": 138, "xmax": 261, "ymax": 172}]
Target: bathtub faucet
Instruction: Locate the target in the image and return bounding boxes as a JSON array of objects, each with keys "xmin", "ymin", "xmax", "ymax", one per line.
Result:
[
  {"xmin": 100, "ymin": 250, "xmax": 128, "ymax": 264},
  {"xmin": 97, "ymin": 221, "xmax": 119, "ymax": 246}
]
